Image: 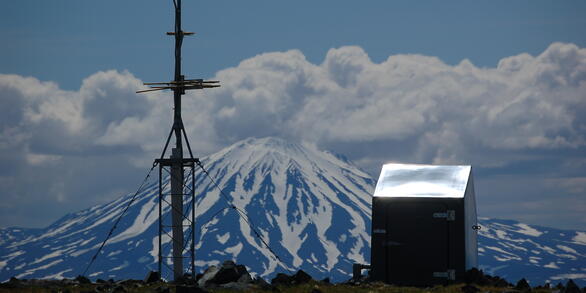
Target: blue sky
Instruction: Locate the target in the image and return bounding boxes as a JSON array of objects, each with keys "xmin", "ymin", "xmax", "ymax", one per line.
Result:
[
  {"xmin": 1, "ymin": 0, "xmax": 585, "ymax": 230},
  {"xmin": 3, "ymin": 0, "xmax": 585, "ymax": 89}
]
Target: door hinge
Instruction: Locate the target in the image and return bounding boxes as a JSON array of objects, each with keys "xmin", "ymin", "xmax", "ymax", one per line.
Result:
[
  {"xmin": 433, "ymin": 210, "xmax": 455, "ymax": 221},
  {"xmin": 433, "ymin": 269, "xmax": 456, "ymax": 280}
]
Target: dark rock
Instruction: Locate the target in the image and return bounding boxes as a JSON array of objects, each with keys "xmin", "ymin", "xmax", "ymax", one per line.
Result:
[
  {"xmin": 144, "ymin": 271, "xmax": 161, "ymax": 283},
  {"xmin": 2, "ymin": 277, "xmax": 21, "ymax": 288},
  {"xmin": 212, "ymin": 268, "xmax": 239, "ymax": 284},
  {"xmin": 565, "ymin": 279, "xmax": 581, "ymax": 293},
  {"xmin": 292, "ymin": 270, "xmax": 312, "ymax": 284},
  {"xmin": 235, "ymin": 265, "xmax": 251, "ymax": 281},
  {"xmin": 253, "ymin": 277, "xmax": 275, "ymax": 290},
  {"xmin": 271, "ymin": 273, "xmax": 293, "ymax": 286},
  {"xmin": 515, "ymin": 278, "xmax": 531, "ymax": 292},
  {"xmin": 487, "ymin": 274, "xmax": 511, "ymax": 288},
  {"xmin": 210, "ymin": 261, "xmax": 241, "ymax": 284},
  {"xmin": 197, "ymin": 265, "xmax": 220, "ymax": 287},
  {"xmin": 96, "ymin": 279, "xmax": 107, "ymax": 284},
  {"xmin": 62, "ymin": 279, "xmax": 76, "ymax": 286},
  {"xmin": 176, "ymin": 273, "xmax": 196, "ymax": 285},
  {"xmin": 269, "ymin": 270, "xmax": 313, "ymax": 286},
  {"xmin": 75, "ymin": 275, "xmax": 91, "ymax": 284},
  {"xmin": 198, "ymin": 261, "xmax": 252, "ymax": 287},
  {"xmin": 320, "ymin": 277, "xmax": 330, "ymax": 284},
  {"xmin": 223, "ymin": 260, "xmax": 236, "ymax": 268},
  {"xmin": 237, "ymin": 273, "xmax": 252, "ymax": 284},
  {"xmin": 461, "ymin": 284, "xmax": 480, "ymax": 293},
  {"xmin": 310, "ymin": 288, "xmax": 323, "ymax": 293}
]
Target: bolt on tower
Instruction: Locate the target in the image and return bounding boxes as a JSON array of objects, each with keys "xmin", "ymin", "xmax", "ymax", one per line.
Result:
[{"xmin": 137, "ymin": 0, "xmax": 219, "ymax": 281}]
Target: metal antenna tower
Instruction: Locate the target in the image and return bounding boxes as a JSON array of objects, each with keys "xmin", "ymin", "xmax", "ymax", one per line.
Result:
[{"xmin": 137, "ymin": 0, "xmax": 219, "ymax": 281}]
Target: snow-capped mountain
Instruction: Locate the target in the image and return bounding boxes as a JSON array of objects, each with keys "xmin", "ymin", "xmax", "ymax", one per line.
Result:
[
  {"xmin": 0, "ymin": 137, "xmax": 374, "ymax": 282},
  {"xmin": 478, "ymin": 218, "xmax": 586, "ymax": 286},
  {"xmin": 0, "ymin": 137, "xmax": 584, "ymax": 286}
]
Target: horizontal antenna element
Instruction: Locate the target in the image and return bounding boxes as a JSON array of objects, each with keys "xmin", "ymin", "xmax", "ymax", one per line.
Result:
[{"xmin": 137, "ymin": 79, "xmax": 220, "ymax": 93}]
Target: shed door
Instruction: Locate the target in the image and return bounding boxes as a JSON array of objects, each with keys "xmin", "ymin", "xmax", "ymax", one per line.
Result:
[{"xmin": 384, "ymin": 201, "xmax": 449, "ymax": 286}]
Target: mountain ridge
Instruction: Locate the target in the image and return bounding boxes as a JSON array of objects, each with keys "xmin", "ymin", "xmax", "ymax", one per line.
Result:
[{"xmin": 0, "ymin": 137, "xmax": 584, "ymax": 286}]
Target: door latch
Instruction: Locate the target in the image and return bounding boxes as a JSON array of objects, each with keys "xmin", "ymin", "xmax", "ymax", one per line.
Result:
[
  {"xmin": 433, "ymin": 210, "xmax": 455, "ymax": 221},
  {"xmin": 433, "ymin": 269, "xmax": 456, "ymax": 280}
]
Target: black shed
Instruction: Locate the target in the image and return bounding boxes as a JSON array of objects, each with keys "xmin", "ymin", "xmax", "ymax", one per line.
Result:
[{"xmin": 370, "ymin": 163, "xmax": 478, "ymax": 286}]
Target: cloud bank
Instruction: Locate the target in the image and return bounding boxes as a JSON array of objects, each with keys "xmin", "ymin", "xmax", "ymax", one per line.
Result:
[{"xmin": 1, "ymin": 42, "xmax": 585, "ymax": 229}]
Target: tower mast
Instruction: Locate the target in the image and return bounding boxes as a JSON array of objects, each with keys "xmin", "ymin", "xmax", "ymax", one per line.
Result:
[
  {"xmin": 171, "ymin": 0, "xmax": 185, "ymax": 281},
  {"xmin": 137, "ymin": 0, "xmax": 219, "ymax": 281}
]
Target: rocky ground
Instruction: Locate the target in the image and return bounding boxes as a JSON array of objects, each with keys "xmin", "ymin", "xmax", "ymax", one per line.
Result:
[{"xmin": 1, "ymin": 261, "xmax": 584, "ymax": 293}]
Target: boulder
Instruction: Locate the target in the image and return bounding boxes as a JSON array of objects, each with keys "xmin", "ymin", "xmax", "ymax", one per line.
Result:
[
  {"xmin": 487, "ymin": 274, "xmax": 510, "ymax": 288},
  {"xmin": 2, "ymin": 277, "xmax": 22, "ymax": 289},
  {"xmin": 515, "ymin": 278, "xmax": 531, "ymax": 292},
  {"xmin": 253, "ymin": 277, "xmax": 276, "ymax": 291},
  {"xmin": 564, "ymin": 279, "xmax": 581, "ymax": 293},
  {"xmin": 237, "ymin": 273, "xmax": 252, "ymax": 284},
  {"xmin": 210, "ymin": 261, "xmax": 241, "ymax": 284},
  {"xmin": 198, "ymin": 260, "xmax": 252, "ymax": 287},
  {"xmin": 197, "ymin": 265, "xmax": 220, "ymax": 287},
  {"xmin": 271, "ymin": 273, "xmax": 293, "ymax": 286},
  {"xmin": 195, "ymin": 273, "xmax": 203, "ymax": 283},
  {"xmin": 144, "ymin": 271, "xmax": 161, "ymax": 284},
  {"xmin": 270, "ymin": 270, "xmax": 313, "ymax": 286},
  {"xmin": 75, "ymin": 275, "xmax": 91, "ymax": 284},
  {"xmin": 292, "ymin": 270, "xmax": 312, "ymax": 284},
  {"xmin": 176, "ymin": 273, "xmax": 196, "ymax": 285}
]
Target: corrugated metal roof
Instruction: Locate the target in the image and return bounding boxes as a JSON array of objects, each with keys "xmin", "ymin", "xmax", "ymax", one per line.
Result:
[{"xmin": 373, "ymin": 163, "xmax": 471, "ymax": 198}]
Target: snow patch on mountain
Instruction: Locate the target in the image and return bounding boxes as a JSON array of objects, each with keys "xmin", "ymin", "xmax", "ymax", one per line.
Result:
[{"xmin": 478, "ymin": 218, "xmax": 585, "ymax": 286}]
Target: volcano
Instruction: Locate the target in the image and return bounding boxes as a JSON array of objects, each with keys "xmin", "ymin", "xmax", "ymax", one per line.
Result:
[{"xmin": 0, "ymin": 137, "xmax": 584, "ymax": 285}]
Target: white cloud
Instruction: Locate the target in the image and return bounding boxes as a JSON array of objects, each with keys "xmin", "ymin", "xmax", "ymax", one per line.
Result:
[
  {"xmin": 1, "ymin": 42, "xmax": 585, "ymax": 229},
  {"xmin": 198, "ymin": 42, "xmax": 585, "ymax": 165}
]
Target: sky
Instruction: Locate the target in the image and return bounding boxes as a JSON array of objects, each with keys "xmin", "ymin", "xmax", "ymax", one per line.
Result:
[{"xmin": 0, "ymin": 0, "xmax": 585, "ymax": 230}]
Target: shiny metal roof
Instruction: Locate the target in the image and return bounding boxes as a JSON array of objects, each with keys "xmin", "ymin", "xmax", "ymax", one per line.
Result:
[{"xmin": 373, "ymin": 163, "xmax": 471, "ymax": 198}]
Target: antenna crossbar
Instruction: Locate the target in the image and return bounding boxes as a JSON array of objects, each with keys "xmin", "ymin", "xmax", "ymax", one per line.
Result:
[{"xmin": 138, "ymin": 80, "xmax": 220, "ymax": 93}]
